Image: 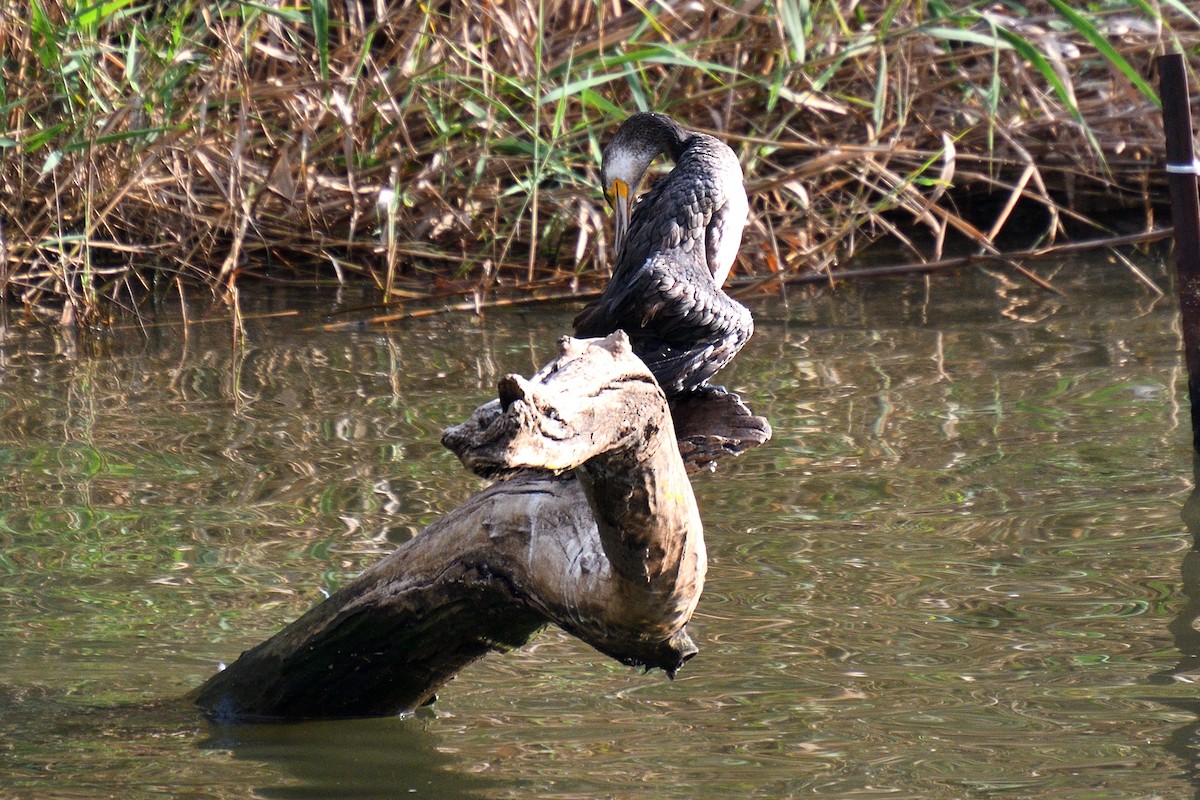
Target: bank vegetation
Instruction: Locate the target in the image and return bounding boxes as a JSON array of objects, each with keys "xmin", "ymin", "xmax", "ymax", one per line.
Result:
[{"xmin": 1, "ymin": 0, "xmax": 1198, "ymax": 323}]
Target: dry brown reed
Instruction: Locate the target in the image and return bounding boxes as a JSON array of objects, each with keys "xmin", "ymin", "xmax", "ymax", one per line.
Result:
[{"xmin": 2, "ymin": 1, "xmax": 1197, "ymax": 323}]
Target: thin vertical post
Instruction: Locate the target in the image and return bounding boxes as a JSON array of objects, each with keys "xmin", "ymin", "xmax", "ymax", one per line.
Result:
[{"xmin": 1159, "ymin": 53, "xmax": 1200, "ymax": 453}]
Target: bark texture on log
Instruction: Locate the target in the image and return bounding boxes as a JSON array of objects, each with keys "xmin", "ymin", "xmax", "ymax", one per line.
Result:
[{"xmin": 190, "ymin": 332, "xmax": 768, "ymax": 720}]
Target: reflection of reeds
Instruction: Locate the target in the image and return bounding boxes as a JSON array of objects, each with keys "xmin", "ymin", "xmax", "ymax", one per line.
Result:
[{"xmin": 2, "ymin": 1, "xmax": 1194, "ymax": 321}]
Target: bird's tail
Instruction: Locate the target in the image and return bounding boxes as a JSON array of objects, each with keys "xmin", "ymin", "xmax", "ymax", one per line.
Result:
[{"xmin": 572, "ymin": 300, "xmax": 611, "ymax": 339}]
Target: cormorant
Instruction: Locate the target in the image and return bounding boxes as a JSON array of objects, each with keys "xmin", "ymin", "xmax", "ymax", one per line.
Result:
[{"xmin": 573, "ymin": 112, "xmax": 753, "ymax": 398}]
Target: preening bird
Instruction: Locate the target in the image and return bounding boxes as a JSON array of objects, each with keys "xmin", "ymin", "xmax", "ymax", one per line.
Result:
[{"xmin": 573, "ymin": 112, "xmax": 753, "ymax": 398}]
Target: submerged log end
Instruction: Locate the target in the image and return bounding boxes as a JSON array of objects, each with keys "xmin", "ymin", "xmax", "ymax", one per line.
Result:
[{"xmin": 188, "ymin": 570, "xmax": 551, "ymax": 721}]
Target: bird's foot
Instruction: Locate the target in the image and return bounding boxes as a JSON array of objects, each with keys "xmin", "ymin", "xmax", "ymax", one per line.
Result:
[{"xmin": 681, "ymin": 382, "xmax": 734, "ymax": 400}]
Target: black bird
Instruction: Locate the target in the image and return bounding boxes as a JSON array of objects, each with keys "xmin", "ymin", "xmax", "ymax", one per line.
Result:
[{"xmin": 574, "ymin": 112, "xmax": 753, "ymax": 398}]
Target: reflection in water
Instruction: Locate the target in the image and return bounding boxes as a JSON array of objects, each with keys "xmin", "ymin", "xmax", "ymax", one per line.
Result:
[
  {"xmin": 200, "ymin": 713, "xmax": 496, "ymax": 800},
  {"xmin": 1152, "ymin": 456, "xmax": 1200, "ymax": 797}
]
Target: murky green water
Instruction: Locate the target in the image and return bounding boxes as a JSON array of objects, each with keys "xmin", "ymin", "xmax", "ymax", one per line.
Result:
[{"xmin": 3, "ymin": 256, "xmax": 1200, "ymax": 799}]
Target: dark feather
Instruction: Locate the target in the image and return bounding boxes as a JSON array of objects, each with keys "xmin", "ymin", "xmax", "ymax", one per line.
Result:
[{"xmin": 574, "ymin": 114, "xmax": 752, "ymax": 397}]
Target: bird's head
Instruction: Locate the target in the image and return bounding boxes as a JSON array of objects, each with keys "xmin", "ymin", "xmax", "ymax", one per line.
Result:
[
  {"xmin": 599, "ymin": 155, "xmax": 636, "ymax": 260},
  {"xmin": 599, "ymin": 113, "xmax": 689, "ymax": 257}
]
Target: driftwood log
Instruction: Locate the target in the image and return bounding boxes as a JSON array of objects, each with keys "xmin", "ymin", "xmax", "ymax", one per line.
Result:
[{"xmin": 190, "ymin": 332, "xmax": 769, "ymax": 720}]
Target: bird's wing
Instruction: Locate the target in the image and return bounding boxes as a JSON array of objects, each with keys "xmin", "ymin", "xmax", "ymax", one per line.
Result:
[{"xmin": 577, "ymin": 253, "xmax": 752, "ymax": 394}]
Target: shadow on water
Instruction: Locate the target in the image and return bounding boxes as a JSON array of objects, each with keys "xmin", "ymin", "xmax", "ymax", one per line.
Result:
[
  {"xmin": 0, "ymin": 684, "xmax": 496, "ymax": 800},
  {"xmin": 198, "ymin": 712, "xmax": 498, "ymax": 800},
  {"xmin": 1151, "ymin": 455, "xmax": 1200, "ymax": 799}
]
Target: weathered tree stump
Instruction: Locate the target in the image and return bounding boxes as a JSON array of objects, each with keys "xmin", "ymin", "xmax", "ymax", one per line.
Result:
[{"xmin": 190, "ymin": 332, "xmax": 769, "ymax": 720}]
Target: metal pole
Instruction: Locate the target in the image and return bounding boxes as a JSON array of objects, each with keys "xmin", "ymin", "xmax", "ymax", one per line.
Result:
[{"xmin": 1159, "ymin": 53, "xmax": 1200, "ymax": 453}]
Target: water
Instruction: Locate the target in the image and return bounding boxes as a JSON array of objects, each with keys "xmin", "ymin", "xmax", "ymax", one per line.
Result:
[{"xmin": 2, "ymin": 255, "xmax": 1199, "ymax": 799}]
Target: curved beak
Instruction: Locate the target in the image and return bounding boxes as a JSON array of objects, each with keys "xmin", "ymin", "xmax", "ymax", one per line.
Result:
[{"xmin": 606, "ymin": 178, "xmax": 631, "ymax": 256}]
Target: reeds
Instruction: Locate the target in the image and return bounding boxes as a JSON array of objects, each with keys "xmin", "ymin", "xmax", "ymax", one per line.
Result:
[{"xmin": 1, "ymin": 1, "xmax": 1197, "ymax": 322}]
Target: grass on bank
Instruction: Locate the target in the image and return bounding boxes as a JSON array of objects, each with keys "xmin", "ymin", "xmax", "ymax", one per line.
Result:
[{"xmin": 1, "ymin": 0, "xmax": 1198, "ymax": 324}]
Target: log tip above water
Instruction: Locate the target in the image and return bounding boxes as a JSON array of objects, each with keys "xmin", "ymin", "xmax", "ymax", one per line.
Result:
[
  {"xmin": 442, "ymin": 331, "xmax": 666, "ymax": 478},
  {"xmin": 443, "ymin": 332, "xmax": 770, "ymax": 477},
  {"xmin": 612, "ymin": 626, "xmax": 699, "ymax": 679}
]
